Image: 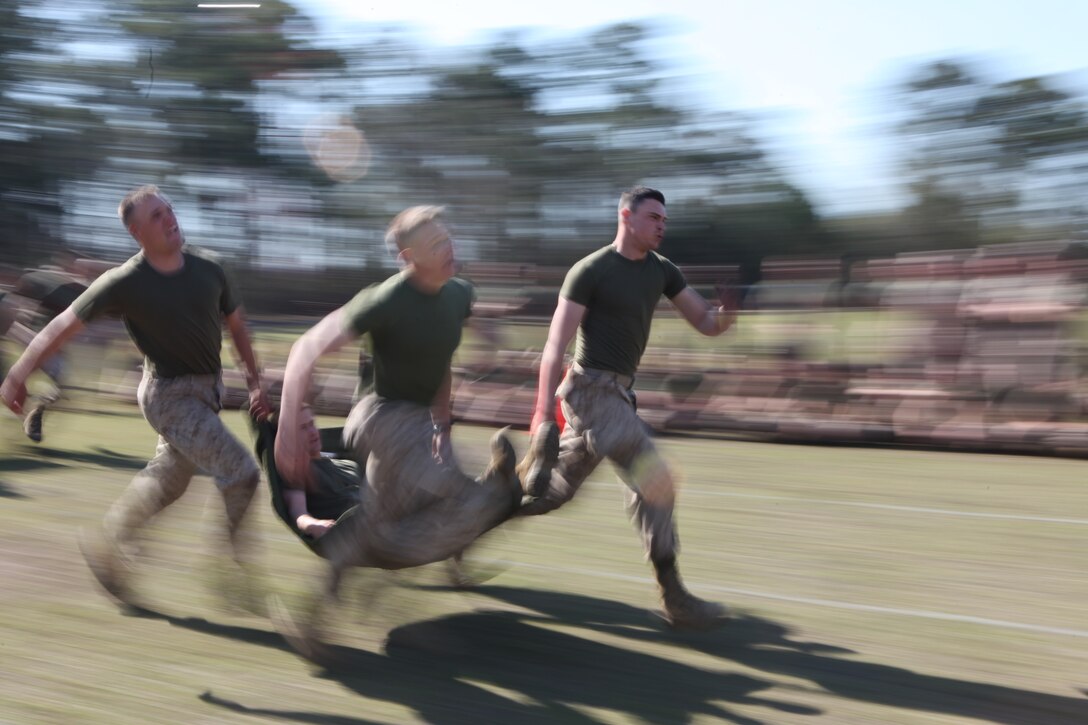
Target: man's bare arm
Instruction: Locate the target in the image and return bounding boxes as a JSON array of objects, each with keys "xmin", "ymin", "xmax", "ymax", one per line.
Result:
[
  {"xmin": 225, "ymin": 306, "xmax": 270, "ymax": 419},
  {"xmin": 669, "ymin": 286, "xmax": 737, "ymax": 337},
  {"xmin": 530, "ymin": 297, "xmax": 585, "ymax": 433},
  {"xmin": 284, "ymin": 486, "xmax": 335, "ymax": 539},
  {"xmin": 1, "ymin": 308, "xmax": 85, "ymax": 414},
  {"xmin": 430, "ymin": 366, "xmax": 455, "ymax": 463},
  {"xmin": 274, "ymin": 308, "xmax": 356, "ymax": 486}
]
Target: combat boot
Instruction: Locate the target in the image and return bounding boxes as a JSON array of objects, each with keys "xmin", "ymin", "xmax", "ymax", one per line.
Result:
[{"xmin": 656, "ymin": 559, "xmax": 730, "ymax": 630}]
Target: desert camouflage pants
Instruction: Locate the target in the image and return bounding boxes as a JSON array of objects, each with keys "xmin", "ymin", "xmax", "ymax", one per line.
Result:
[
  {"xmin": 519, "ymin": 365, "xmax": 679, "ymax": 563},
  {"xmin": 103, "ymin": 371, "xmax": 260, "ymax": 563},
  {"xmin": 318, "ymin": 393, "xmax": 516, "ymax": 571}
]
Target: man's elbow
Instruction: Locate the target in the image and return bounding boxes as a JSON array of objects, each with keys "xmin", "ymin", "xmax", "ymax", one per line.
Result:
[{"xmin": 696, "ymin": 315, "xmax": 729, "ymax": 337}]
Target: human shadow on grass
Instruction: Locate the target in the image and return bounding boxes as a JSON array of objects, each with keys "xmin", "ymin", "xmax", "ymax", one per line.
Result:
[
  {"xmin": 127, "ymin": 599, "xmax": 811, "ymax": 724},
  {"xmin": 133, "ymin": 583, "xmax": 1088, "ymax": 725},
  {"xmin": 0, "ymin": 479, "xmax": 28, "ymax": 498},
  {"xmin": 0, "ymin": 445, "xmax": 146, "ymax": 472},
  {"xmin": 472, "ymin": 585, "xmax": 1088, "ymax": 725},
  {"xmin": 198, "ymin": 691, "xmax": 386, "ymax": 725}
]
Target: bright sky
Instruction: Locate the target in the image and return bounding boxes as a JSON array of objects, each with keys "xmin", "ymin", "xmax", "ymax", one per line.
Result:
[{"xmin": 294, "ymin": 0, "xmax": 1088, "ymax": 216}]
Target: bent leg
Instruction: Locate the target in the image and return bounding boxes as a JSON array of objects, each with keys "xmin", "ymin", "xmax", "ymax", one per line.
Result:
[
  {"xmin": 103, "ymin": 435, "xmax": 197, "ymax": 551},
  {"xmin": 329, "ymin": 396, "xmax": 517, "ymax": 570},
  {"xmin": 142, "ymin": 375, "xmax": 261, "ymax": 563}
]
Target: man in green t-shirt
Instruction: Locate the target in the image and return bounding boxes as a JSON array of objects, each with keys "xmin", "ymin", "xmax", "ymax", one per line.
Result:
[
  {"xmin": 520, "ymin": 186, "xmax": 738, "ymax": 630},
  {"xmin": 1, "ymin": 185, "xmax": 271, "ymax": 609},
  {"xmin": 274, "ymin": 206, "xmax": 527, "ymax": 658}
]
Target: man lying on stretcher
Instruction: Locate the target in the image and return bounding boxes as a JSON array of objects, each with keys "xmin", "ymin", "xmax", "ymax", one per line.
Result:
[{"xmin": 282, "ymin": 405, "xmax": 361, "ymax": 539}]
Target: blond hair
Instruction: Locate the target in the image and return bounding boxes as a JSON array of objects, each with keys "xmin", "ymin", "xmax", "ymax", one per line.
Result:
[
  {"xmin": 117, "ymin": 185, "xmax": 167, "ymax": 227},
  {"xmin": 384, "ymin": 205, "xmax": 446, "ymax": 255}
]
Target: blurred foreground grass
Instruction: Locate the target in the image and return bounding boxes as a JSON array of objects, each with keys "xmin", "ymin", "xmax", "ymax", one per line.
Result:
[{"xmin": 1, "ymin": 401, "xmax": 1085, "ymax": 724}]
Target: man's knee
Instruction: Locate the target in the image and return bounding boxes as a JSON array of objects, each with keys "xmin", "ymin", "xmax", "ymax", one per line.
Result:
[
  {"xmin": 220, "ymin": 457, "xmax": 260, "ymax": 512},
  {"xmin": 222, "ymin": 453, "xmax": 260, "ymax": 489},
  {"xmin": 627, "ymin": 451, "xmax": 675, "ymax": 508},
  {"xmin": 136, "ymin": 456, "xmax": 194, "ymax": 505}
]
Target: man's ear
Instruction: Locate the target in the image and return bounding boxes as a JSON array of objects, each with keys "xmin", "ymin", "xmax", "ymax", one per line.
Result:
[{"xmin": 397, "ymin": 247, "xmax": 413, "ymax": 267}]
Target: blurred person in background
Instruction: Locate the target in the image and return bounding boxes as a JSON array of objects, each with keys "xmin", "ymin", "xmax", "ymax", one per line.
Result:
[
  {"xmin": 0, "ymin": 250, "xmax": 92, "ymax": 442},
  {"xmin": 1, "ymin": 185, "xmax": 271, "ymax": 610},
  {"xmin": 274, "ymin": 205, "xmax": 546, "ymax": 657},
  {"xmin": 520, "ymin": 186, "xmax": 738, "ymax": 630}
]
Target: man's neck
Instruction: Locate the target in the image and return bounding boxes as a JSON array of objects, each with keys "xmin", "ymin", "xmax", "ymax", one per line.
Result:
[
  {"xmin": 404, "ymin": 267, "xmax": 447, "ymax": 295},
  {"xmin": 143, "ymin": 249, "xmax": 185, "ymax": 274},
  {"xmin": 612, "ymin": 234, "xmax": 648, "ymax": 261}
]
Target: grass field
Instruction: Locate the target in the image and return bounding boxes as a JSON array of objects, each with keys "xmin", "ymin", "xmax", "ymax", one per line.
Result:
[{"xmin": 1, "ymin": 400, "xmax": 1085, "ymax": 724}]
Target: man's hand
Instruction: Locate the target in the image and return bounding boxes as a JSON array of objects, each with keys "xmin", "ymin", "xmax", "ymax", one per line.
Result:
[
  {"xmin": 715, "ymin": 281, "xmax": 740, "ymax": 312},
  {"xmin": 0, "ymin": 374, "xmax": 27, "ymax": 415},
  {"xmin": 713, "ymin": 281, "xmax": 740, "ymax": 332},
  {"xmin": 432, "ymin": 427, "xmax": 453, "ymax": 465},
  {"xmin": 296, "ymin": 514, "xmax": 335, "ymax": 539},
  {"xmin": 529, "ymin": 406, "xmax": 555, "ymax": 437},
  {"xmin": 248, "ymin": 385, "xmax": 271, "ymax": 421}
]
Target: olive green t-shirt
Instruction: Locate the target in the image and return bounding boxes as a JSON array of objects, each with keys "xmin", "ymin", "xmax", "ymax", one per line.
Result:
[
  {"xmin": 560, "ymin": 246, "xmax": 687, "ymax": 378},
  {"xmin": 72, "ymin": 248, "xmax": 239, "ymax": 378},
  {"xmin": 341, "ymin": 272, "xmax": 474, "ymax": 406}
]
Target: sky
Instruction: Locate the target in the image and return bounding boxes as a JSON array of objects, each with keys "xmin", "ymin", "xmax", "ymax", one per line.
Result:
[{"xmin": 291, "ymin": 0, "xmax": 1088, "ymax": 216}]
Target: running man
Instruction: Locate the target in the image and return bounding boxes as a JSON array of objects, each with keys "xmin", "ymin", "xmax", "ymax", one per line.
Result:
[
  {"xmin": 1, "ymin": 185, "xmax": 271, "ymax": 608},
  {"xmin": 274, "ymin": 206, "xmax": 532, "ymax": 656},
  {"xmin": 518, "ymin": 186, "xmax": 738, "ymax": 629}
]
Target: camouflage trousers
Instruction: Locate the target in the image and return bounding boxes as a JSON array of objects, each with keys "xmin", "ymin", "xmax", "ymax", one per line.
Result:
[
  {"xmin": 519, "ymin": 364, "xmax": 679, "ymax": 563},
  {"xmin": 318, "ymin": 393, "xmax": 515, "ymax": 571},
  {"xmin": 102, "ymin": 370, "xmax": 260, "ymax": 563}
]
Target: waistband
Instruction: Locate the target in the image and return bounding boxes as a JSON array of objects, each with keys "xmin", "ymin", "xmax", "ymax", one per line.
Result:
[
  {"xmin": 570, "ymin": 362, "xmax": 635, "ymax": 389},
  {"xmin": 143, "ymin": 369, "xmax": 222, "ymax": 383}
]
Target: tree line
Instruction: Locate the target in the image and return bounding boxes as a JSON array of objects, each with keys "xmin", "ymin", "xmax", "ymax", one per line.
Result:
[{"xmin": 3, "ymin": 0, "xmax": 1087, "ymax": 289}]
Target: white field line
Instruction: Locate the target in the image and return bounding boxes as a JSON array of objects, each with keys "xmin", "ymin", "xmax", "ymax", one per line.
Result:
[
  {"xmin": 585, "ymin": 483, "xmax": 1088, "ymax": 526},
  {"xmin": 504, "ymin": 561, "xmax": 1088, "ymax": 639}
]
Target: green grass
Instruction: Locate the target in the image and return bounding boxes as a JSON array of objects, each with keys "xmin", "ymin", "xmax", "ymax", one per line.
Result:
[{"xmin": 1, "ymin": 400, "xmax": 1085, "ymax": 724}]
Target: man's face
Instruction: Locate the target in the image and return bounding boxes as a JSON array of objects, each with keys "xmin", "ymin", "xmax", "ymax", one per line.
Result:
[
  {"xmin": 130, "ymin": 194, "xmax": 184, "ymax": 255},
  {"xmin": 299, "ymin": 407, "xmax": 322, "ymax": 459},
  {"xmin": 624, "ymin": 198, "xmax": 667, "ymax": 252},
  {"xmin": 405, "ymin": 221, "xmax": 457, "ymax": 282}
]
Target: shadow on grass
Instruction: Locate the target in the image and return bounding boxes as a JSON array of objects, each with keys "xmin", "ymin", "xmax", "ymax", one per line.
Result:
[
  {"xmin": 0, "ymin": 445, "xmax": 146, "ymax": 472},
  {"xmin": 198, "ymin": 691, "xmax": 386, "ymax": 725},
  {"xmin": 0, "ymin": 479, "xmax": 28, "ymax": 498},
  {"xmin": 130, "ymin": 596, "xmax": 809, "ymax": 724},
  {"xmin": 127, "ymin": 585, "xmax": 1087, "ymax": 725},
  {"xmin": 472, "ymin": 585, "xmax": 1088, "ymax": 725}
]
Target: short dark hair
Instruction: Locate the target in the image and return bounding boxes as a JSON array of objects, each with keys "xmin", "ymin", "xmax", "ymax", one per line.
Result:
[{"xmin": 619, "ymin": 186, "xmax": 665, "ymax": 214}]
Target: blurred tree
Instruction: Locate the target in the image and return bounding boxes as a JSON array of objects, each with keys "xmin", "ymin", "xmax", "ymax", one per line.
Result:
[
  {"xmin": 2, "ymin": 8, "xmax": 831, "ymax": 277},
  {"xmin": 324, "ymin": 22, "xmax": 826, "ymax": 268},
  {"xmin": 896, "ymin": 59, "xmax": 1088, "ymax": 247},
  {"xmin": 968, "ymin": 76, "xmax": 1088, "ymax": 236},
  {"xmin": 0, "ymin": 1, "xmax": 108, "ymax": 264},
  {"xmin": 112, "ymin": 0, "xmax": 343, "ymax": 171}
]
